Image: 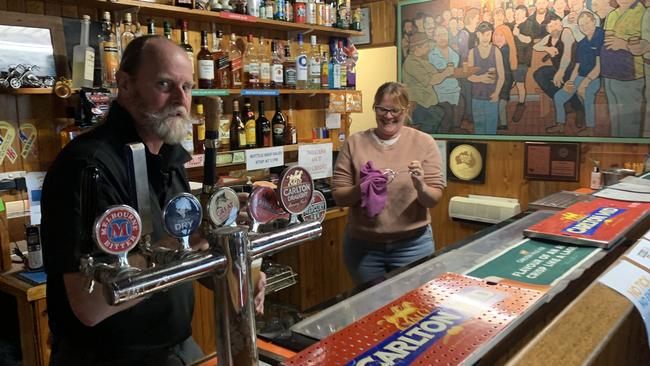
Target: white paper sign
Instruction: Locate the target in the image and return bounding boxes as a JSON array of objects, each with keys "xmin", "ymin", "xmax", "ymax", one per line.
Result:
[
  {"xmin": 26, "ymin": 172, "xmax": 46, "ymax": 225},
  {"xmin": 599, "ymin": 260, "xmax": 650, "ymax": 348},
  {"xmin": 245, "ymin": 146, "xmax": 284, "ymax": 171},
  {"xmin": 626, "ymin": 239, "xmax": 650, "ymax": 271},
  {"xmin": 325, "ymin": 113, "xmax": 341, "ymax": 129},
  {"xmin": 299, "ymin": 143, "xmax": 333, "ymax": 180}
]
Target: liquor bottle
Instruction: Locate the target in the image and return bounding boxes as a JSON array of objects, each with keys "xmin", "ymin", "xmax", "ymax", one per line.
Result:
[
  {"xmin": 193, "ymin": 103, "xmax": 206, "ymax": 154},
  {"xmin": 330, "ymin": 46, "xmax": 340, "ymax": 89},
  {"xmin": 285, "ymin": 104, "xmax": 297, "ymax": 145},
  {"xmin": 243, "ymin": 98, "xmax": 257, "ymax": 148},
  {"xmin": 272, "ymin": 96, "xmax": 286, "ymax": 146},
  {"xmin": 99, "ymin": 11, "xmax": 118, "ymax": 89},
  {"xmin": 197, "ymin": 30, "xmax": 214, "ymax": 89},
  {"xmin": 181, "ymin": 120, "xmax": 194, "ymax": 154},
  {"xmin": 265, "ymin": 0, "xmax": 274, "ymax": 18},
  {"xmin": 306, "ymin": 0, "xmax": 316, "ymax": 24},
  {"xmin": 337, "ymin": 39, "xmax": 347, "ymax": 89},
  {"xmin": 256, "ymin": 100, "xmax": 271, "ymax": 147},
  {"xmin": 275, "ymin": 0, "xmax": 286, "ymax": 20},
  {"xmin": 147, "ymin": 19, "xmax": 156, "ymax": 35},
  {"xmin": 230, "ymin": 33, "xmax": 243, "ymax": 88},
  {"xmin": 295, "ymin": 33, "xmax": 308, "ymax": 89},
  {"xmin": 259, "ymin": 37, "xmax": 271, "ymax": 88},
  {"xmin": 244, "ymin": 34, "xmax": 260, "ymax": 89},
  {"xmin": 259, "ymin": 0, "xmax": 267, "ymax": 19},
  {"xmin": 321, "ymin": 51, "xmax": 329, "ymax": 89},
  {"xmin": 175, "ymin": 0, "xmax": 194, "ymax": 8},
  {"xmin": 72, "ymin": 15, "xmax": 95, "ymax": 88},
  {"xmin": 308, "ymin": 35, "xmax": 321, "ymax": 89},
  {"xmin": 351, "ymin": 7, "xmax": 361, "ymax": 31},
  {"xmin": 180, "ymin": 20, "xmax": 195, "ymax": 76},
  {"xmin": 134, "ymin": 22, "xmax": 143, "ymax": 38},
  {"xmin": 218, "ymin": 109, "xmax": 230, "ymax": 151},
  {"xmin": 344, "ymin": 38, "xmax": 357, "ymax": 89},
  {"xmin": 212, "ymin": 28, "xmax": 230, "ymax": 88},
  {"xmin": 230, "ymin": 100, "xmax": 246, "ymax": 149},
  {"xmin": 285, "ymin": 0, "xmax": 294, "ymax": 22},
  {"xmin": 163, "ymin": 21, "xmax": 173, "ymax": 40},
  {"xmin": 120, "ymin": 13, "xmax": 135, "ymax": 55},
  {"xmin": 247, "ymin": 0, "xmax": 260, "ymax": 17},
  {"xmin": 270, "ymin": 41, "xmax": 284, "ymax": 89},
  {"xmin": 283, "ymin": 42, "xmax": 297, "ymax": 89}
]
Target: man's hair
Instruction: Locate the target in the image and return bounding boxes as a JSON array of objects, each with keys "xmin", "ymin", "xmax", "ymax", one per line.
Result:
[
  {"xmin": 119, "ymin": 35, "xmax": 166, "ymax": 77},
  {"xmin": 515, "ymin": 5, "xmax": 528, "ymax": 13},
  {"xmin": 578, "ymin": 10, "xmax": 597, "ymax": 23}
]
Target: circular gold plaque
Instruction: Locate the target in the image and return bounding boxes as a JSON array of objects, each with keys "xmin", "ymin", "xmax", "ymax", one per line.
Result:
[{"xmin": 449, "ymin": 144, "xmax": 483, "ymax": 181}]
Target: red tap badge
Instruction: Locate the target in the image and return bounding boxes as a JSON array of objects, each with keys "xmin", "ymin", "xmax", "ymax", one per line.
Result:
[
  {"xmin": 248, "ymin": 186, "xmax": 290, "ymax": 224},
  {"xmin": 93, "ymin": 205, "xmax": 142, "ymax": 255},
  {"xmin": 278, "ymin": 166, "xmax": 314, "ymax": 215}
]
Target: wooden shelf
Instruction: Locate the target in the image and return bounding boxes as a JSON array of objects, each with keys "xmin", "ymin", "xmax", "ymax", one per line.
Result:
[
  {"xmin": 0, "ymin": 88, "xmax": 53, "ymax": 95},
  {"xmin": 90, "ymin": 0, "xmax": 363, "ymax": 37}
]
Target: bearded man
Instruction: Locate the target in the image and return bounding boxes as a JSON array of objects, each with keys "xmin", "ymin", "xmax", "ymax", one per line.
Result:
[{"xmin": 41, "ymin": 36, "xmax": 265, "ymax": 366}]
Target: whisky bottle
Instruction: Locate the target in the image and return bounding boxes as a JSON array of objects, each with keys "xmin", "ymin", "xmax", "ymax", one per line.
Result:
[
  {"xmin": 285, "ymin": 105, "xmax": 297, "ymax": 145},
  {"xmin": 244, "ymin": 34, "xmax": 260, "ymax": 89},
  {"xmin": 120, "ymin": 13, "xmax": 135, "ymax": 54},
  {"xmin": 99, "ymin": 11, "xmax": 118, "ymax": 89},
  {"xmin": 230, "ymin": 100, "xmax": 245, "ymax": 150},
  {"xmin": 175, "ymin": 0, "xmax": 194, "ymax": 8},
  {"xmin": 259, "ymin": 37, "xmax": 271, "ymax": 88},
  {"xmin": 197, "ymin": 30, "xmax": 214, "ymax": 89},
  {"xmin": 193, "ymin": 104, "xmax": 206, "ymax": 154},
  {"xmin": 283, "ymin": 42, "xmax": 297, "ymax": 89},
  {"xmin": 212, "ymin": 28, "xmax": 230, "ymax": 88},
  {"xmin": 243, "ymin": 98, "xmax": 257, "ymax": 148},
  {"xmin": 219, "ymin": 109, "xmax": 230, "ymax": 151},
  {"xmin": 308, "ymin": 35, "xmax": 321, "ymax": 89},
  {"xmin": 180, "ymin": 20, "xmax": 195, "ymax": 76},
  {"xmin": 270, "ymin": 41, "xmax": 284, "ymax": 89},
  {"xmin": 295, "ymin": 33, "xmax": 308, "ymax": 89},
  {"xmin": 321, "ymin": 51, "xmax": 329, "ymax": 89},
  {"xmin": 147, "ymin": 18, "xmax": 156, "ymax": 35},
  {"xmin": 163, "ymin": 21, "xmax": 173, "ymax": 40},
  {"xmin": 256, "ymin": 100, "xmax": 271, "ymax": 147},
  {"xmin": 272, "ymin": 96, "xmax": 286, "ymax": 146},
  {"xmin": 230, "ymin": 33, "xmax": 243, "ymax": 88},
  {"xmin": 72, "ymin": 15, "xmax": 95, "ymax": 88}
]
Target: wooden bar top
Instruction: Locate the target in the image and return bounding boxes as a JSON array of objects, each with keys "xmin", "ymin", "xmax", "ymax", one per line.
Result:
[{"xmin": 0, "ymin": 262, "xmax": 46, "ymax": 302}]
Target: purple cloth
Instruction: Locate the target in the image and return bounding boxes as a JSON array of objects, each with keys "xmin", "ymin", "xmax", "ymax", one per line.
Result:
[{"xmin": 360, "ymin": 161, "xmax": 389, "ymax": 218}]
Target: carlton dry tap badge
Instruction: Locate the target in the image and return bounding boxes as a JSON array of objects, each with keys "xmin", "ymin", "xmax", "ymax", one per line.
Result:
[
  {"xmin": 93, "ymin": 205, "xmax": 142, "ymax": 255},
  {"xmin": 162, "ymin": 193, "xmax": 203, "ymax": 238},
  {"xmin": 283, "ymin": 273, "xmax": 546, "ymax": 366},
  {"xmin": 524, "ymin": 198, "xmax": 650, "ymax": 249}
]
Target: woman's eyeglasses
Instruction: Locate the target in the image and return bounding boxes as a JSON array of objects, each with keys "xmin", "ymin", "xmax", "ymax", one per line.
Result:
[{"xmin": 374, "ymin": 105, "xmax": 405, "ymax": 116}]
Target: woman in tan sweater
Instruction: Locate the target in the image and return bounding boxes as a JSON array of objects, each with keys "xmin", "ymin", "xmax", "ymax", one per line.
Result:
[{"xmin": 332, "ymin": 82, "xmax": 446, "ymax": 284}]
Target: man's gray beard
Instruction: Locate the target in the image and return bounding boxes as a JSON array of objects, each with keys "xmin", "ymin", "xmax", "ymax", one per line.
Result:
[{"xmin": 140, "ymin": 106, "xmax": 194, "ymax": 145}]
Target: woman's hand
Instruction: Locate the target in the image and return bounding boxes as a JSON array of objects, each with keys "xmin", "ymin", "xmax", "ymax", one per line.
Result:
[{"xmin": 408, "ymin": 160, "xmax": 425, "ymax": 190}]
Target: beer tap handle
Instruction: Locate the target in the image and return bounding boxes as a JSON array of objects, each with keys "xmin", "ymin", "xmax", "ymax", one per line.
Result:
[{"xmin": 202, "ymin": 96, "xmax": 222, "ymax": 197}]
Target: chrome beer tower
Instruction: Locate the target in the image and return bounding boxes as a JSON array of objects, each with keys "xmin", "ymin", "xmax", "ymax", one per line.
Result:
[{"xmin": 79, "ymin": 97, "xmax": 322, "ymax": 365}]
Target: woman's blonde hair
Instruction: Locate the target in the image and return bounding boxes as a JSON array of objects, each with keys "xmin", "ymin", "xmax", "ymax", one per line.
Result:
[{"xmin": 373, "ymin": 82, "xmax": 411, "ymax": 117}]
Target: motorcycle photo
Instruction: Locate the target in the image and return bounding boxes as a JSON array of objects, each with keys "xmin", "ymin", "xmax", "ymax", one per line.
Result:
[{"xmin": 0, "ymin": 64, "xmax": 55, "ymax": 89}]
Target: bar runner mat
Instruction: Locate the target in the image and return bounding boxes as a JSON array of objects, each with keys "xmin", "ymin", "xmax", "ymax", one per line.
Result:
[{"xmin": 282, "ymin": 272, "xmax": 545, "ymax": 365}]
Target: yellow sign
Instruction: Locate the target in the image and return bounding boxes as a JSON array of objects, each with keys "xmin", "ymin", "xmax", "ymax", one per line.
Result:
[{"xmin": 449, "ymin": 144, "xmax": 483, "ymax": 181}]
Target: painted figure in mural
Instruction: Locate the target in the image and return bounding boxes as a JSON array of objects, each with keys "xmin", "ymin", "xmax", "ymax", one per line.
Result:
[
  {"xmin": 415, "ymin": 12, "xmax": 427, "ymax": 33},
  {"xmin": 401, "ymin": 19, "xmax": 416, "ymax": 61},
  {"xmin": 459, "ymin": 8, "xmax": 481, "ymax": 128},
  {"xmin": 402, "ymin": 32, "xmax": 445, "ymax": 133},
  {"xmin": 442, "ymin": 9, "xmax": 452, "ymax": 27},
  {"xmin": 628, "ymin": 5, "xmax": 650, "ymax": 137},
  {"xmin": 601, "ymin": 0, "xmax": 645, "ymax": 137},
  {"xmin": 467, "ymin": 21, "xmax": 505, "ymax": 135},
  {"xmin": 429, "ymin": 25, "xmax": 463, "ymax": 133},
  {"xmin": 494, "ymin": 7, "xmax": 506, "ymax": 27},
  {"xmin": 591, "ymin": 0, "xmax": 616, "ymax": 24},
  {"xmin": 493, "ymin": 24, "xmax": 517, "ymax": 131},
  {"xmin": 505, "ymin": 7, "xmax": 516, "ymax": 28},
  {"xmin": 512, "ymin": 5, "xmax": 534, "ymax": 123},
  {"xmin": 533, "ymin": 18, "xmax": 584, "ymax": 127},
  {"xmin": 448, "ymin": 17, "xmax": 461, "ymax": 53},
  {"xmin": 552, "ymin": 0, "xmax": 570, "ymax": 18},
  {"xmin": 424, "ymin": 15, "xmax": 436, "ymax": 47},
  {"xmin": 549, "ymin": 11, "xmax": 604, "ymax": 136}
]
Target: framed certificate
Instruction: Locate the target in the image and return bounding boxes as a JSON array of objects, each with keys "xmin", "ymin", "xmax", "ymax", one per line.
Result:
[{"xmin": 524, "ymin": 142, "xmax": 580, "ymax": 182}]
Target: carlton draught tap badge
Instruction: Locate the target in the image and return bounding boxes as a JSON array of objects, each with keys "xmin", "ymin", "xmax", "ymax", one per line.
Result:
[
  {"xmin": 93, "ymin": 205, "xmax": 142, "ymax": 255},
  {"xmin": 278, "ymin": 166, "xmax": 314, "ymax": 215}
]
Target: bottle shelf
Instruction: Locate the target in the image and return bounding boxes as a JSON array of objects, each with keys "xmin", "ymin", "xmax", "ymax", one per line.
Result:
[
  {"xmin": 191, "ymin": 88, "xmax": 348, "ymax": 96},
  {"xmin": 89, "ymin": 0, "xmax": 363, "ymax": 37}
]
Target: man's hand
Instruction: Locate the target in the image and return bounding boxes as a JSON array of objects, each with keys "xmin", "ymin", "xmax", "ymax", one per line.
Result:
[
  {"xmin": 605, "ymin": 36, "xmax": 628, "ymax": 51},
  {"xmin": 254, "ymin": 271, "xmax": 266, "ymax": 315}
]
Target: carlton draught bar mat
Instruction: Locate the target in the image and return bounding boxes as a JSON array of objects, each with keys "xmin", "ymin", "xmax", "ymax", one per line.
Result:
[{"xmin": 283, "ymin": 273, "xmax": 546, "ymax": 366}]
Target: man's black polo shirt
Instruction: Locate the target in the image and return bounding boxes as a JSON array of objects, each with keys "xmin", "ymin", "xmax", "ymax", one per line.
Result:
[{"xmin": 41, "ymin": 101, "xmax": 194, "ymax": 353}]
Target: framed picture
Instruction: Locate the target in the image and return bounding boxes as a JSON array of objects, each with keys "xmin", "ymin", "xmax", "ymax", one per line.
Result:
[
  {"xmin": 350, "ymin": 7, "xmax": 371, "ymax": 46},
  {"xmin": 397, "ymin": 0, "xmax": 648, "ymax": 143},
  {"xmin": 0, "ymin": 11, "xmax": 69, "ymax": 79},
  {"xmin": 447, "ymin": 141, "xmax": 487, "ymax": 184},
  {"xmin": 524, "ymin": 142, "xmax": 580, "ymax": 182}
]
